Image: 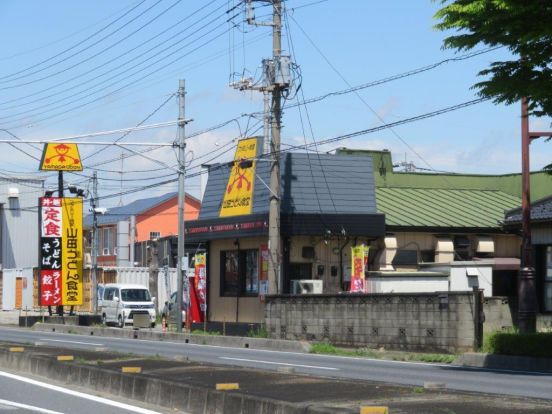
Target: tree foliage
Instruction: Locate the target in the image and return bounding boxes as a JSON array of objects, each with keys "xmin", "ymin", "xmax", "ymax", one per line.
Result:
[{"xmin": 434, "ymin": 1, "xmax": 552, "ymax": 117}]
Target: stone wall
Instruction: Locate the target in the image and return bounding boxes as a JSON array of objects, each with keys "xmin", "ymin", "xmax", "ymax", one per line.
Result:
[{"xmin": 265, "ymin": 292, "xmax": 478, "ymax": 353}]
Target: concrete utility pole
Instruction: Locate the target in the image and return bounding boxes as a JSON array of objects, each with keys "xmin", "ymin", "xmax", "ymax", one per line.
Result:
[
  {"xmin": 148, "ymin": 237, "xmax": 159, "ymax": 309},
  {"xmin": 519, "ymin": 97, "xmax": 552, "ymax": 333},
  {"xmin": 176, "ymin": 80, "xmax": 186, "ymax": 332},
  {"xmin": 238, "ymin": 1, "xmax": 289, "ymax": 294},
  {"xmin": 91, "ymin": 171, "xmax": 99, "ymax": 313},
  {"xmin": 267, "ymin": 0, "xmax": 283, "ymax": 294}
]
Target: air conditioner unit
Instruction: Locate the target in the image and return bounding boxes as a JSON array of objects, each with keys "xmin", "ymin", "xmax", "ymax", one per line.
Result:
[
  {"xmin": 300, "ymin": 280, "xmax": 323, "ymax": 294},
  {"xmin": 113, "ymin": 247, "xmax": 118, "ymax": 256},
  {"xmin": 102, "ymin": 248, "xmax": 110, "ymax": 255}
]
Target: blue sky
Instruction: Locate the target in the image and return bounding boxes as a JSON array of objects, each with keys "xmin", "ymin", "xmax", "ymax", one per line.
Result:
[{"xmin": 0, "ymin": 0, "xmax": 550, "ymax": 207}]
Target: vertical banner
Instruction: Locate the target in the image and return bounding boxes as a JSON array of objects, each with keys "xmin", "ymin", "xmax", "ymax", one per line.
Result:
[
  {"xmin": 61, "ymin": 198, "xmax": 83, "ymax": 305},
  {"xmin": 189, "ymin": 253, "xmax": 207, "ymax": 324},
  {"xmin": 39, "ymin": 197, "xmax": 62, "ymax": 306},
  {"xmin": 259, "ymin": 244, "xmax": 269, "ymax": 300},
  {"xmin": 38, "ymin": 197, "xmax": 83, "ymax": 306},
  {"xmin": 350, "ymin": 244, "xmax": 369, "ymax": 293},
  {"xmin": 219, "ymin": 137, "xmax": 257, "ymax": 217}
]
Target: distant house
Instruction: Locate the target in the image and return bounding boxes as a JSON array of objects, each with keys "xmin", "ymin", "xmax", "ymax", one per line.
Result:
[
  {"xmin": 84, "ymin": 192, "xmax": 201, "ymax": 267},
  {"xmin": 0, "ymin": 177, "xmax": 44, "ymax": 269},
  {"xmin": 336, "ymin": 148, "xmax": 552, "ymax": 297},
  {"xmin": 504, "ymin": 195, "xmax": 552, "ymax": 322}
]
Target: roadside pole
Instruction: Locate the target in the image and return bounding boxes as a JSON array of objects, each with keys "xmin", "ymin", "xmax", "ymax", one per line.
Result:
[{"xmin": 176, "ymin": 80, "xmax": 186, "ymax": 333}]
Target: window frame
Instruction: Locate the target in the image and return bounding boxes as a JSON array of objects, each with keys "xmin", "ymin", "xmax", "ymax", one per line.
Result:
[
  {"xmin": 220, "ymin": 249, "xmax": 259, "ymax": 297},
  {"xmin": 544, "ymin": 246, "xmax": 552, "ymax": 312}
]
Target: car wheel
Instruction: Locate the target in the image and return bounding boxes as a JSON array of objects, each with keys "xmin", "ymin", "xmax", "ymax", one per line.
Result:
[{"xmin": 117, "ymin": 315, "xmax": 124, "ymax": 328}]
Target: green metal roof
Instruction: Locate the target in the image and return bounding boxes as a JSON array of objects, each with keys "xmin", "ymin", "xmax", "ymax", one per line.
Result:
[{"xmin": 376, "ymin": 187, "xmax": 521, "ymax": 229}]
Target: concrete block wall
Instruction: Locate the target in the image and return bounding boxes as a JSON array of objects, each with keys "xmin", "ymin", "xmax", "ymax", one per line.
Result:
[
  {"xmin": 265, "ymin": 292, "xmax": 477, "ymax": 353},
  {"xmin": 483, "ymin": 296, "xmax": 517, "ymax": 333}
]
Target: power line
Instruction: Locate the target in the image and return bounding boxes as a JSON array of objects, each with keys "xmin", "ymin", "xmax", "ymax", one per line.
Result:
[
  {"xmin": 288, "ymin": 13, "xmax": 472, "ymax": 177},
  {"xmin": 0, "ymin": 0, "xmax": 155, "ymax": 84},
  {"xmin": 0, "ymin": 1, "xmax": 144, "ymax": 62},
  {"xmin": 0, "ymin": 0, "xmax": 223, "ymax": 111},
  {"xmin": 1, "ymin": 16, "xmax": 236, "ymax": 130}
]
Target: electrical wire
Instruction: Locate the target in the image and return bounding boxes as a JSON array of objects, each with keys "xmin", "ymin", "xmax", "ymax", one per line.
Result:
[
  {"xmin": 2, "ymin": 23, "xmax": 235, "ymax": 130},
  {"xmin": 83, "ymin": 92, "xmax": 176, "ymax": 161},
  {"xmin": 0, "ymin": 0, "xmax": 224, "ymax": 110},
  {"xmin": 288, "ymin": 13, "xmax": 477, "ymax": 178},
  {"xmin": 0, "ymin": 7, "xmax": 233, "ymax": 126},
  {"xmin": 0, "ymin": 0, "xmax": 157, "ymax": 83},
  {"xmin": 0, "ymin": 1, "xmax": 144, "ymax": 62}
]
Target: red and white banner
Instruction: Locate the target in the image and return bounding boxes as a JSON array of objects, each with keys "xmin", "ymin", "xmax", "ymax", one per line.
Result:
[{"xmin": 39, "ymin": 197, "xmax": 62, "ymax": 306}]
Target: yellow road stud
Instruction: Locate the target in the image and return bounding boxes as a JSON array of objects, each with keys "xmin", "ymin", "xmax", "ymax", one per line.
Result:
[
  {"xmin": 360, "ymin": 407, "xmax": 389, "ymax": 414},
  {"xmin": 9, "ymin": 347, "xmax": 24, "ymax": 353},
  {"xmin": 121, "ymin": 367, "xmax": 142, "ymax": 373},
  {"xmin": 57, "ymin": 355, "xmax": 74, "ymax": 361},
  {"xmin": 216, "ymin": 383, "xmax": 239, "ymax": 391}
]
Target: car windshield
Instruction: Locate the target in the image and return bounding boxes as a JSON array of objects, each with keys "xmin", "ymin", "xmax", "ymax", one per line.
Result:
[{"xmin": 121, "ymin": 289, "xmax": 151, "ymax": 302}]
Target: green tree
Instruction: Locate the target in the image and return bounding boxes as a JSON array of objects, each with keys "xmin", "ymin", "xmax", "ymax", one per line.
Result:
[{"xmin": 434, "ymin": 1, "xmax": 552, "ymax": 117}]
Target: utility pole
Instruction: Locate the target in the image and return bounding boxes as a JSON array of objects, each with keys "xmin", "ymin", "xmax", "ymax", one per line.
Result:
[
  {"xmin": 91, "ymin": 171, "xmax": 99, "ymax": 314},
  {"xmin": 176, "ymin": 79, "xmax": 186, "ymax": 332},
  {"xmin": 268, "ymin": 0, "xmax": 283, "ymax": 294},
  {"xmin": 519, "ymin": 97, "xmax": 552, "ymax": 333},
  {"xmin": 57, "ymin": 171, "xmax": 64, "ymax": 316},
  {"xmin": 239, "ymin": 0, "xmax": 288, "ymax": 295}
]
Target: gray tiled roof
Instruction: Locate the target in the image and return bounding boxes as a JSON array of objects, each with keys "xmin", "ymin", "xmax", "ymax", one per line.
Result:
[
  {"xmin": 504, "ymin": 195, "xmax": 552, "ymax": 223},
  {"xmin": 84, "ymin": 192, "xmax": 177, "ymax": 227},
  {"xmin": 199, "ymin": 152, "xmax": 377, "ymax": 219}
]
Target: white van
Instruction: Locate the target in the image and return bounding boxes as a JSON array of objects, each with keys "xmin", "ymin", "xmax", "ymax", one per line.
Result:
[{"xmin": 101, "ymin": 283, "xmax": 156, "ymax": 328}]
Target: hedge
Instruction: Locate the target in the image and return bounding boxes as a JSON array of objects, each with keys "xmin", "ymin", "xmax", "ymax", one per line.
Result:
[{"xmin": 483, "ymin": 332, "xmax": 552, "ymax": 358}]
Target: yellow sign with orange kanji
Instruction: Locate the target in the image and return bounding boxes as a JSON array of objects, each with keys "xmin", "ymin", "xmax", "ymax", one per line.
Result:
[
  {"xmin": 40, "ymin": 143, "xmax": 83, "ymax": 171},
  {"xmin": 220, "ymin": 137, "xmax": 257, "ymax": 217},
  {"xmin": 61, "ymin": 197, "xmax": 83, "ymax": 305}
]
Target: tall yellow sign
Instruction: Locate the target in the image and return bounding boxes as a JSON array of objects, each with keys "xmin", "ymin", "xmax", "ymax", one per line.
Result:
[
  {"xmin": 220, "ymin": 138, "xmax": 257, "ymax": 217},
  {"xmin": 61, "ymin": 198, "xmax": 83, "ymax": 305},
  {"xmin": 40, "ymin": 142, "xmax": 83, "ymax": 171}
]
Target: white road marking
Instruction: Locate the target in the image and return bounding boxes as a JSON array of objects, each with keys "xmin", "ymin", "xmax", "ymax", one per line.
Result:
[
  {"xmin": 0, "ymin": 398, "xmax": 63, "ymax": 414},
  {"xmin": 0, "ymin": 371, "xmax": 162, "ymax": 414},
  {"xmin": 40, "ymin": 338, "xmax": 104, "ymax": 346},
  {"xmin": 219, "ymin": 356, "xmax": 339, "ymax": 370}
]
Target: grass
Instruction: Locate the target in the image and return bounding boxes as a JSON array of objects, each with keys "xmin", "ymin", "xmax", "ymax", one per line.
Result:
[
  {"xmin": 309, "ymin": 342, "xmax": 456, "ymax": 364},
  {"xmin": 412, "ymin": 386, "xmax": 425, "ymax": 394},
  {"xmin": 247, "ymin": 326, "xmax": 269, "ymax": 338},
  {"xmin": 191, "ymin": 329, "xmax": 222, "ymax": 336}
]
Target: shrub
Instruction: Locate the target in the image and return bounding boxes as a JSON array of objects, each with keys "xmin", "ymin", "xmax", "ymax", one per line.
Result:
[
  {"xmin": 247, "ymin": 326, "xmax": 269, "ymax": 338},
  {"xmin": 483, "ymin": 332, "xmax": 552, "ymax": 358}
]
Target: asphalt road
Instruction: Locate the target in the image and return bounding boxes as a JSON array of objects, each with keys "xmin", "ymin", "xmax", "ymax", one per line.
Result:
[
  {"xmin": 0, "ymin": 326, "xmax": 551, "ymax": 400},
  {"xmin": 0, "ymin": 369, "xmax": 167, "ymax": 414}
]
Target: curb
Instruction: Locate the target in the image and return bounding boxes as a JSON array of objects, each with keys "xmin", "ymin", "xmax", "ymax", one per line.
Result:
[
  {"xmin": 31, "ymin": 323, "xmax": 311, "ymax": 353},
  {"xmin": 454, "ymin": 352, "xmax": 552, "ymax": 373},
  {"xmin": 0, "ymin": 348, "xmax": 355, "ymax": 414}
]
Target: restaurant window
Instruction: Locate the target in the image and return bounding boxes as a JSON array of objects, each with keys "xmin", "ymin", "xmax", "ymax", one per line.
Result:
[
  {"xmin": 221, "ymin": 249, "xmax": 259, "ymax": 297},
  {"xmin": 545, "ymin": 246, "xmax": 552, "ymax": 312}
]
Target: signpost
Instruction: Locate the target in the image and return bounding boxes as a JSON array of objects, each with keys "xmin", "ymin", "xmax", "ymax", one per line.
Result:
[{"xmin": 39, "ymin": 143, "xmax": 84, "ymax": 314}]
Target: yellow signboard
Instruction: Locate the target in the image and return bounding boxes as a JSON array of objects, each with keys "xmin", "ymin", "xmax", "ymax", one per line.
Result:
[
  {"xmin": 40, "ymin": 142, "xmax": 83, "ymax": 171},
  {"xmin": 220, "ymin": 137, "xmax": 257, "ymax": 217},
  {"xmin": 61, "ymin": 198, "xmax": 83, "ymax": 305}
]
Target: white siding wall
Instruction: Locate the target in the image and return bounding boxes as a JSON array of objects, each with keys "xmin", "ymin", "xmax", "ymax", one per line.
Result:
[
  {"xmin": 104, "ymin": 266, "xmax": 177, "ymax": 312},
  {"xmin": 0, "ymin": 179, "xmax": 44, "ymax": 269}
]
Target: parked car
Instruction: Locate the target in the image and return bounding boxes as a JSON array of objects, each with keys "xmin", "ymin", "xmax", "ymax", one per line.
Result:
[
  {"xmin": 96, "ymin": 283, "xmax": 105, "ymax": 310},
  {"xmin": 162, "ymin": 291, "xmax": 187, "ymax": 328},
  {"xmin": 101, "ymin": 283, "xmax": 156, "ymax": 328}
]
